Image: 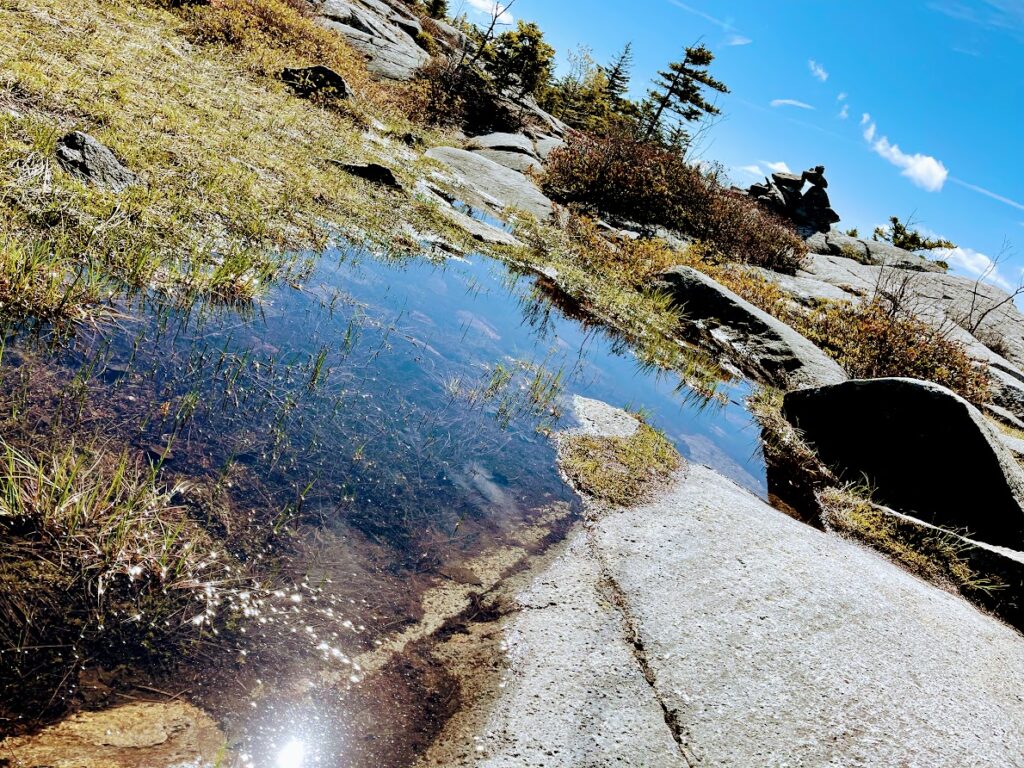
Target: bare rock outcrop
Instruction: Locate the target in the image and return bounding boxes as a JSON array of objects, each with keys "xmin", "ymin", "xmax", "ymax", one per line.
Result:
[{"xmin": 656, "ymin": 265, "xmax": 848, "ymax": 390}]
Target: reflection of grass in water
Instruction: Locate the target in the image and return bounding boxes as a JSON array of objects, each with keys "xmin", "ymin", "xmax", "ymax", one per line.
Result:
[
  {"xmin": 452, "ymin": 357, "xmax": 566, "ymax": 432},
  {"xmin": 560, "ymin": 418, "xmax": 680, "ymax": 507},
  {"xmin": 0, "ymin": 436, "xmax": 267, "ymax": 720}
]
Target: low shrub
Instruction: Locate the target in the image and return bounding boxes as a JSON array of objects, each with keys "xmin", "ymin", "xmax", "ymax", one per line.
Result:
[
  {"xmin": 795, "ymin": 298, "xmax": 991, "ymax": 403},
  {"xmin": 543, "ymin": 133, "xmax": 806, "ymax": 273}
]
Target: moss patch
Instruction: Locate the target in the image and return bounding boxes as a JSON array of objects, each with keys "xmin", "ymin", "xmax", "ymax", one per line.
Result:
[{"xmin": 560, "ymin": 421, "xmax": 680, "ymax": 507}]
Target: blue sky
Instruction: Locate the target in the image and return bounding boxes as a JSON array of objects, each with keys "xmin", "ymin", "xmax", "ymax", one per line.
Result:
[{"xmin": 455, "ymin": 0, "xmax": 1024, "ymax": 289}]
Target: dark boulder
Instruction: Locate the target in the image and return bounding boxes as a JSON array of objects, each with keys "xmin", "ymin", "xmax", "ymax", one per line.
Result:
[
  {"xmin": 55, "ymin": 131, "xmax": 137, "ymax": 193},
  {"xmin": 332, "ymin": 161, "xmax": 402, "ymax": 189},
  {"xmin": 280, "ymin": 65, "xmax": 351, "ymax": 99},
  {"xmin": 783, "ymin": 377, "xmax": 1024, "ymax": 549}
]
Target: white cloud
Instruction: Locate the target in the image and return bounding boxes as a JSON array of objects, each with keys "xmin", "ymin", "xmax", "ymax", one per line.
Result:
[
  {"xmin": 726, "ymin": 34, "xmax": 753, "ymax": 45},
  {"xmin": 465, "ymin": 0, "xmax": 514, "ymax": 23},
  {"xmin": 762, "ymin": 160, "xmax": 792, "ymax": 174},
  {"xmin": 860, "ymin": 114, "xmax": 947, "ymax": 191},
  {"xmin": 808, "ymin": 60, "xmax": 829, "ymax": 82},
  {"xmin": 737, "ymin": 164, "xmax": 763, "ymax": 177},
  {"xmin": 837, "ymin": 92, "xmax": 848, "ymax": 101},
  {"xmin": 770, "ymin": 98, "xmax": 815, "ymax": 110},
  {"xmin": 938, "ymin": 246, "xmax": 1015, "ymax": 291},
  {"xmin": 666, "ymin": 0, "xmax": 735, "ymax": 30},
  {"xmin": 838, "ymin": 104, "xmax": 850, "ymax": 120}
]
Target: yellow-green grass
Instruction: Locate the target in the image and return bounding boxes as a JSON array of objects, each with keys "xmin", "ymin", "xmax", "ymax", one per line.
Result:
[
  {"xmin": 818, "ymin": 486, "xmax": 1004, "ymax": 597},
  {"xmin": 560, "ymin": 419, "xmax": 680, "ymax": 507},
  {"xmin": 0, "ymin": 0, "xmax": 457, "ymax": 322}
]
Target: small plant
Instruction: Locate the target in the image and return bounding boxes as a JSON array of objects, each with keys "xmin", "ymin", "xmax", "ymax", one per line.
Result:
[
  {"xmin": 873, "ymin": 215, "xmax": 956, "ymax": 253},
  {"xmin": 560, "ymin": 418, "xmax": 680, "ymax": 506}
]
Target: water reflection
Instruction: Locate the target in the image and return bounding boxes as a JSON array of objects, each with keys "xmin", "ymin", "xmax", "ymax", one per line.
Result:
[{"xmin": 0, "ymin": 242, "xmax": 766, "ymax": 763}]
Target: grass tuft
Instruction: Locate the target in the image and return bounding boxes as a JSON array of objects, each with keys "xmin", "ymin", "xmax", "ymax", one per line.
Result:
[
  {"xmin": 818, "ymin": 485, "xmax": 1005, "ymax": 597},
  {"xmin": 0, "ymin": 437, "xmax": 263, "ymax": 720},
  {"xmin": 560, "ymin": 418, "xmax": 680, "ymax": 506}
]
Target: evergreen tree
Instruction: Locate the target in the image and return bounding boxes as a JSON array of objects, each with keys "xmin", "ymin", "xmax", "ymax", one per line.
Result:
[
  {"xmin": 491, "ymin": 20, "xmax": 556, "ymax": 98},
  {"xmin": 426, "ymin": 0, "xmax": 448, "ymax": 19},
  {"xmin": 642, "ymin": 44, "xmax": 728, "ymax": 144},
  {"xmin": 602, "ymin": 42, "xmax": 633, "ymax": 108},
  {"xmin": 873, "ymin": 216, "xmax": 957, "ymax": 253}
]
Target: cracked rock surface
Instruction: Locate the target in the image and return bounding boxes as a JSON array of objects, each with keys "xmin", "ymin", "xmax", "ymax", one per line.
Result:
[{"xmin": 421, "ymin": 397, "xmax": 1024, "ymax": 767}]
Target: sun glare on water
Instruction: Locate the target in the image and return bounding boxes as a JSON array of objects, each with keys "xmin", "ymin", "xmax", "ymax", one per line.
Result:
[{"xmin": 276, "ymin": 738, "xmax": 307, "ymax": 768}]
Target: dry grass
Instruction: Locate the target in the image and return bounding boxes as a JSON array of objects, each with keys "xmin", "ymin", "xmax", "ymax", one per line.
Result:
[
  {"xmin": 0, "ymin": 0, "xmax": 449, "ymax": 323},
  {"xmin": 819, "ymin": 486, "xmax": 1004, "ymax": 596},
  {"xmin": 560, "ymin": 419, "xmax": 680, "ymax": 506}
]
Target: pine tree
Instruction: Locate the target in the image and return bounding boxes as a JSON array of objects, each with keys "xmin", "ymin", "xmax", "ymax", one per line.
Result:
[
  {"xmin": 642, "ymin": 44, "xmax": 728, "ymax": 144},
  {"xmin": 491, "ymin": 20, "xmax": 556, "ymax": 98},
  {"xmin": 602, "ymin": 42, "xmax": 633, "ymax": 108},
  {"xmin": 426, "ymin": 0, "xmax": 448, "ymax": 19}
]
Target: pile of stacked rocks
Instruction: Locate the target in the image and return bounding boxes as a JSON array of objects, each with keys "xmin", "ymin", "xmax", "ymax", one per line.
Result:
[{"xmin": 747, "ymin": 165, "xmax": 840, "ymax": 233}]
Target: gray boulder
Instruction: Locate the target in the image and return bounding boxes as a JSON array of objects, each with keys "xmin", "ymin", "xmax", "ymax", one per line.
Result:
[
  {"xmin": 55, "ymin": 132, "xmax": 136, "ymax": 193},
  {"xmin": 655, "ymin": 266, "xmax": 848, "ymax": 390},
  {"xmin": 425, "ymin": 146, "xmax": 553, "ymax": 220},
  {"xmin": 465, "ymin": 132, "xmax": 542, "ymax": 173},
  {"xmin": 315, "ymin": 0, "xmax": 430, "ymax": 80},
  {"xmin": 812, "ymin": 230, "xmax": 945, "ymax": 272},
  {"xmin": 783, "ymin": 377, "xmax": 1024, "ymax": 549},
  {"xmin": 533, "ymin": 136, "xmax": 565, "ymax": 161}
]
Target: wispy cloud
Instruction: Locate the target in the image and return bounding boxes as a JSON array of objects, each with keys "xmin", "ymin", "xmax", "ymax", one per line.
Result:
[
  {"xmin": 929, "ymin": 0, "xmax": 1024, "ymax": 41},
  {"xmin": 808, "ymin": 60, "xmax": 829, "ymax": 82},
  {"xmin": 666, "ymin": 0, "xmax": 736, "ymax": 29},
  {"xmin": 736, "ymin": 160, "xmax": 792, "ymax": 181},
  {"xmin": 465, "ymin": 0, "xmax": 514, "ymax": 23},
  {"xmin": 950, "ymin": 178, "xmax": 1024, "ymax": 212},
  {"xmin": 837, "ymin": 92, "xmax": 848, "ymax": 101},
  {"xmin": 726, "ymin": 34, "xmax": 753, "ymax": 46},
  {"xmin": 762, "ymin": 160, "xmax": 792, "ymax": 174},
  {"xmin": 771, "ymin": 98, "xmax": 815, "ymax": 110},
  {"xmin": 938, "ymin": 245, "xmax": 1015, "ymax": 291},
  {"xmin": 861, "ymin": 113, "xmax": 948, "ymax": 192},
  {"xmin": 838, "ymin": 104, "xmax": 850, "ymax": 120}
]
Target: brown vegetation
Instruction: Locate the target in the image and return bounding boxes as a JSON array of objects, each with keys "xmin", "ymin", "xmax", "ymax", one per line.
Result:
[{"xmin": 543, "ymin": 133, "xmax": 806, "ymax": 273}]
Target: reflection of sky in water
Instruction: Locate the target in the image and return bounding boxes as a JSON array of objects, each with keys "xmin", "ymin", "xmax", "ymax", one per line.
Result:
[{"xmin": 34, "ymin": 245, "xmax": 766, "ymax": 766}]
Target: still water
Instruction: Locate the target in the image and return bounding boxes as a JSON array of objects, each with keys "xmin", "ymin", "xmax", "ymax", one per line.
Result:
[{"xmin": 4, "ymin": 242, "xmax": 765, "ymax": 764}]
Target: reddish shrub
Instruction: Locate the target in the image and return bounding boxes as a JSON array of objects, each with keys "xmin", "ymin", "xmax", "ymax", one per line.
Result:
[{"xmin": 543, "ymin": 132, "xmax": 806, "ymax": 273}]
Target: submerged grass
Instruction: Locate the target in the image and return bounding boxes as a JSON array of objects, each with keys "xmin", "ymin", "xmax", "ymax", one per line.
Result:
[
  {"xmin": 0, "ymin": 436, "xmax": 264, "ymax": 720},
  {"xmin": 560, "ymin": 418, "xmax": 680, "ymax": 507}
]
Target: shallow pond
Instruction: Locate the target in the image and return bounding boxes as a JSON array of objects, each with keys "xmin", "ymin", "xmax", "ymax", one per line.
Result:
[{"xmin": 1, "ymin": 241, "xmax": 765, "ymax": 764}]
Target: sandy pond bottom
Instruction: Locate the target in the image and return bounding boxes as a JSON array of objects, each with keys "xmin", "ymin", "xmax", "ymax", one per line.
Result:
[{"xmin": 0, "ymin": 244, "xmax": 765, "ymax": 766}]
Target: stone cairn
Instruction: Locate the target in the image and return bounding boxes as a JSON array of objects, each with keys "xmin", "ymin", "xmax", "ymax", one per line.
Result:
[{"xmin": 746, "ymin": 165, "xmax": 840, "ymax": 234}]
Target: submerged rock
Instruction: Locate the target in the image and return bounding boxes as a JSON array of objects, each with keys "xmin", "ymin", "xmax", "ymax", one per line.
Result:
[
  {"xmin": 280, "ymin": 64, "xmax": 352, "ymax": 99},
  {"xmin": 55, "ymin": 131, "xmax": 137, "ymax": 192},
  {"xmin": 655, "ymin": 265, "xmax": 848, "ymax": 390},
  {"xmin": 783, "ymin": 377, "xmax": 1024, "ymax": 549},
  {"xmin": 0, "ymin": 701, "xmax": 226, "ymax": 767}
]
